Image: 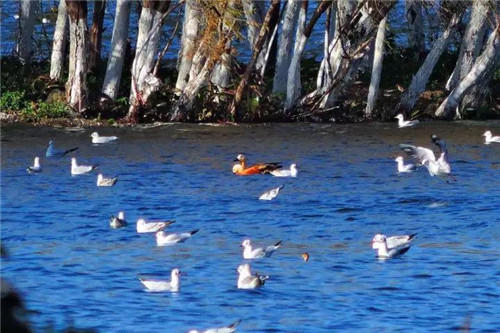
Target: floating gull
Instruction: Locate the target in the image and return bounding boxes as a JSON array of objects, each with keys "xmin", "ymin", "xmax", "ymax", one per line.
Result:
[
  {"xmin": 399, "ymin": 135, "xmax": 452, "ymax": 179},
  {"xmin": 395, "ymin": 114, "xmax": 419, "ymax": 128},
  {"xmin": 232, "ymin": 154, "xmax": 281, "ymax": 175},
  {"xmin": 237, "ymin": 264, "xmax": 268, "ymax": 289},
  {"xmin": 394, "ymin": 156, "xmax": 416, "ymax": 173},
  {"xmin": 110, "ymin": 211, "xmax": 127, "ymax": 229},
  {"xmin": 270, "ymin": 163, "xmax": 298, "ymax": 177},
  {"xmin": 97, "ymin": 173, "xmax": 117, "ymax": 187},
  {"xmin": 188, "ymin": 320, "xmax": 241, "ymax": 333},
  {"xmin": 139, "ymin": 268, "xmax": 182, "ymax": 292},
  {"xmin": 13, "ymin": 15, "xmax": 19, "ymax": 20},
  {"xmin": 371, "ymin": 233, "xmax": 416, "ymax": 259},
  {"xmin": 71, "ymin": 157, "xmax": 98, "ymax": 175},
  {"xmin": 156, "ymin": 229, "xmax": 199, "ymax": 246},
  {"xmin": 241, "ymin": 239, "xmax": 282, "ymax": 259},
  {"xmin": 483, "ymin": 130, "xmax": 500, "ymax": 144},
  {"xmin": 91, "ymin": 132, "xmax": 118, "ymax": 144},
  {"xmin": 46, "ymin": 140, "xmax": 79, "ymax": 158},
  {"xmin": 259, "ymin": 185, "xmax": 284, "ymax": 200},
  {"xmin": 137, "ymin": 218, "xmax": 174, "ymax": 233},
  {"xmin": 27, "ymin": 157, "xmax": 42, "ymax": 173}
]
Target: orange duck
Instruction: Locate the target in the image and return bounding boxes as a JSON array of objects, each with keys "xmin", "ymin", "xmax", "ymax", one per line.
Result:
[{"xmin": 232, "ymin": 154, "xmax": 282, "ymax": 175}]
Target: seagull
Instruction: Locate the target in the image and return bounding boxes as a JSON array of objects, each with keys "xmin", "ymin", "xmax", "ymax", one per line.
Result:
[
  {"xmin": 395, "ymin": 114, "xmax": 419, "ymax": 128},
  {"xmin": 241, "ymin": 239, "xmax": 282, "ymax": 259},
  {"xmin": 188, "ymin": 320, "xmax": 241, "ymax": 333},
  {"xmin": 27, "ymin": 157, "xmax": 42, "ymax": 173},
  {"xmin": 237, "ymin": 264, "xmax": 268, "ymax": 289},
  {"xmin": 46, "ymin": 140, "xmax": 79, "ymax": 158},
  {"xmin": 394, "ymin": 156, "xmax": 416, "ymax": 173},
  {"xmin": 138, "ymin": 268, "xmax": 182, "ymax": 292},
  {"xmin": 136, "ymin": 218, "xmax": 174, "ymax": 233},
  {"xmin": 110, "ymin": 211, "xmax": 127, "ymax": 229},
  {"xmin": 156, "ymin": 229, "xmax": 199, "ymax": 246},
  {"xmin": 71, "ymin": 157, "xmax": 98, "ymax": 175},
  {"xmin": 259, "ymin": 185, "xmax": 284, "ymax": 200},
  {"xmin": 399, "ymin": 135, "xmax": 452, "ymax": 179},
  {"xmin": 13, "ymin": 14, "xmax": 19, "ymax": 20},
  {"xmin": 96, "ymin": 174, "xmax": 118, "ymax": 186},
  {"xmin": 232, "ymin": 154, "xmax": 281, "ymax": 175},
  {"xmin": 371, "ymin": 233, "xmax": 417, "ymax": 259},
  {"xmin": 483, "ymin": 130, "xmax": 500, "ymax": 144},
  {"xmin": 270, "ymin": 163, "xmax": 298, "ymax": 177},
  {"xmin": 91, "ymin": 132, "xmax": 118, "ymax": 144}
]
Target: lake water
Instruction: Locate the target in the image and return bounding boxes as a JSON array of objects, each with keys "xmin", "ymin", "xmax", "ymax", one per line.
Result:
[{"xmin": 1, "ymin": 122, "xmax": 499, "ymax": 332}]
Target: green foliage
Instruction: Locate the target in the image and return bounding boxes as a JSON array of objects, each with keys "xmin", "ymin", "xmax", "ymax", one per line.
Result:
[
  {"xmin": 20, "ymin": 101, "xmax": 69, "ymax": 121},
  {"xmin": 0, "ymin": 90, "xmax": 28, "ymax": 112}
]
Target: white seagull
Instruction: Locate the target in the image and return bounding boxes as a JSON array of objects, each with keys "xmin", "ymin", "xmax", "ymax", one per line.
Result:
[
  {"xmin": 91, "ymin": 132, "xmax": 118, "ymax": 144},
  {"xmin": 483, "ymin": 130, "xmax": 500, "ymax": 144},
  {"xmin": 139, "ymin": 268, "xmax": 182, "ymax": 292},
  {"xmin": 259, "ymin": 185, "xmax": 284, "ymax": 200},
  {"xmin": 156, "ymin": 229, "xmax": 199, "ymax": 246},
  {"xmin": 399, "ymin": 135, "xmax": 452, "ymax": 179},
  {"xmin": 188, "ymin": 320, "xmax": 241, "ymax": 333},
  {"xmin": 270, "ymin": 163, "xmax": 298, "ymax": 177},
  {"xmin": 371, "ymin": 233, "xmax": 417, "ymax": 259},
  {"xmin": 237, "ymin": 264, "xmax": 268, "ymax": 289},
  {"xmin": 241, "ymin": 239, "xmax": 282, "ymax": 259},
  {"xmin": 136, "ymin": 218, "xmax": 174, "ymax": 233},
  {"xmin": 395, "ymin": 114, "xmax": 419, "ymax": 128},
  {"xmin": 71, "ymin": 157, "xmax": 98, "ymax": 175},
  {"xmin": 110, "ymin": 211, "xmax": 127, "ymax": 229},
  {"xmin": 96, "ymin": 174, "xmax": 118, "ymax": 187},
  {"xmin": 27, "ymin": 157, "xmax": 42, "ymax": 173},
  {"xmin": 394, "ymin": 156, "xmax": 416, "ymax": 173}
]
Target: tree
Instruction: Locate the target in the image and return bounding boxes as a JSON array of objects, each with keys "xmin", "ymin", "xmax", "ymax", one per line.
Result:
[
  {"xmin": 406, "ymin": 0, "xmax": 427, "ymax": 60},
  {"xmin": 89, "ymin": 0, "xmax": 107, "ymax": 70},
  {"xmin": 50, "ymin": 0, "xmax": 69, "ymax": 81},
  {"xmin": 17, "ymin": 0, "xmax": 37, "ymax": 65}
]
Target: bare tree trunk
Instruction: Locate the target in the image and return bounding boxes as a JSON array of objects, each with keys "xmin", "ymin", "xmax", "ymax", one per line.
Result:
[
  {"xmin": 66, "ymin": 0, "xmax": 88, "ymax": 112},
  {"xmin": 445, "ymin": 0, "xmax": 489, "ymax": 91},
  {"xmin": 17, "ymin": 0, "xmax": 37, "ymax": 65},
  {"xmin": 435, "ymin": 25, "xmax": 500, "ymax": 118},
  {"xmin": 101, "ymin": 0, "xmax": 131, "ymax": 101},
  {"xmin": 175, "ymin": 0, "xmax": 201, "ymax": 94},
  {"xmin": 395, "ymin": 4, "xmax": 465, "ymax": 115},
  {"xmin": 365, "ymin": 15, "xmax": 387, "ymax": 117},
  {"xmin": 272, "ymin": 0, "xmax": 300, "ymax": 95},
  {"xmin": 241, "ymin": 0, "xmax": 268, "ymax": 74},
  {"xmin": 406, "ymin": 0, "xmax": 426, "ymax": 60},
  {"xmin": 50, "ymin": 0, "xmax": 69, "ymax": 81},
  {"xmin": 89, "ymin": 0, "xmax": 106, "ymax": 70},
  {"xmin": 316, "ymin": 4, "xmax": 336, "ymax": 90}
]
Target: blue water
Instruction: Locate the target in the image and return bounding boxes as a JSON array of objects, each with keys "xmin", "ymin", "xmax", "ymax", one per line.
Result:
[{"xmin": 1, "ymin": 122, "xmax": 499, "ymax": 332}]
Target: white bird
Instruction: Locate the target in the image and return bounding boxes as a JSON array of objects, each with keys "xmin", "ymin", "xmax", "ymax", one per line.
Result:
[
  {"xmin": 27, "ymin": 157, "xmax": 42, "ymax": 173},
  {"xmin": 270, "ymin": 163, "xmax": 298, "ymax": 177},
  {"xmin": 13, "ymin": 14, "xmax": 19, "ymax": 20},
  {"xmin": 395, "ymin": 114, "xmax": 419, "ymax": 128},
  {"xmin": 399, "ymin": 135, "xmax": 452, "ymax": 179},
  {"xmin": 136, "ymin": 218, "xmax": 174, "ymax": 233},
  {"xmin": 71, "ymin": 157, "xmax": 98, "ymax": 175},
  {"xmin": 394, "ymin": 156, "xmax": 416, "ymax": 173},
  {"xmin": 41, "ymin": 18, "xmax": 50, "ymax": 24},
  {"xmin": 259, "ymin": 185, "xmax": 284, "ymax": 200},
  {"xmin": 188, "ymin": 320, "xmax": 241, "ymax": 333},
  {"xmin": 371, "ymin": 233, "xmax": 416, "ymax": 259},
  {"xmin": 241, "ymin": 239, "xmax": 282, "ymax": 259},
  {"xmin": 139, "ymin": 268, "xmax": 182, "ymax": 292},
  {"xmin": 156, "ymin": 229, "xmax": 199, "ymax": 246},
  {"xmin": 237, "ymin": 264, "xmax": 268, "ymax": 289},
  {"xmin": 90, "ymin": 132, "xmax": 118, "ymax": 144},
  {"xmin": 483, "ymin": 130, "xmax": 500, "ymax": 144},
  {"xmin": 96, "ymin": 173, "xmax": 118, "ymax": 186},
  {"xmin": 110, "ymin": 211, "xmax": 127, "ymax": 229}
]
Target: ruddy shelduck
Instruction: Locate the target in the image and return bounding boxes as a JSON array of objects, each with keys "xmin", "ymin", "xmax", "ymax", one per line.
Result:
[{"xmin": 232, "ymin": 154, "xmax": 281, "ymax": 175}]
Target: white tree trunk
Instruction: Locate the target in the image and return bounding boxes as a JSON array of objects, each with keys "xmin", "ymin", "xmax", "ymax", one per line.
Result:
[
  {"xmin": 17, "ymin": 0, "xmax": 37, "ymax": 64},
  {"xmin": 175, "ymin": 0, "xmax": 201, "ymax": 93},
  {"xmin": 445, "ymin": 0, "xmax": 489, "ymax": 91},
  {"xmin": 316, "ymin": 5, "xmax": 336, "ymax": 90},
  {"xmin": 242, "ymin": 0, "xmax": 267, "ymax": 73},
  {"xmin": 66, "ymin": 16, "xmax": 88, "ymax": 112},
  {"xmin": 405, "ymin": 0, "xmax": 426, "ymax": 58},
  {"xmin": 50, "ymin": 0, "xmax": 69, "ymax": 80},
  {"xmin": 272, "ymin": 0, "xmax": 300, "ymax": 95},
  {"xmin": 101, "ymin": 0, "xmax": 131, "ymax": 101},
  {"xmin": 365, "ymin": 15, "xmax": 387, "ymax": 117},
  {"xmin": 436, "ymin": 26, "xmax": 500, "ymax": 118}
]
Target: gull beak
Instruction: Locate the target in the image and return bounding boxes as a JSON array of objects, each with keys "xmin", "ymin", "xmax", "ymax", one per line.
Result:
[{"xmin": 233, "ymin": 159, "xmax": 239, "ymax": 162}]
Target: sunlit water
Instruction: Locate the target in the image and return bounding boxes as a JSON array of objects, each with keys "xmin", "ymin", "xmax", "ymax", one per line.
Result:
[{"xmin": 1, "ymin": 122, "xmax": 499, "ymax": 332}]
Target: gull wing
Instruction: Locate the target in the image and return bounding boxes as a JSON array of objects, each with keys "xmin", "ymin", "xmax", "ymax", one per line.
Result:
[{"xmin": 399, "ymin": 144, "xmax": 436, "ymax": 164}]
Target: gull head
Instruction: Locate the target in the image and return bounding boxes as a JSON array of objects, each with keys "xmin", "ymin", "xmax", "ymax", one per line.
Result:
[
  {"xmin": 71, "ymin": 157, "xmax": 77, "ymax": 166},
  {"xmin": 395, "ymin": 114, "xmax": 404, "ymax": 120},
  {"xmin": 118, "ymin": 211, "xmax": 125, "ymax": 220},
  {"xmin": 90, "ymin": 132, "xmax": 99, "ymax": 138},
  {"xmin": 371, "ymin": 234, "xmax": 387, "ymax": 249},
  {"xmin": 290, "ymin": 163, "xmax": 298, "ymax": 170},
  {"xmin": 137, "ymin": 218, "xmax": 146, "ymax": 225},
  {"xmin": 240, "ymin": 239, "xmax": 252, "ymax": 248},
  {"xmin": 48, "ymin": 140, "xmax": 54, "ymax": 147},
  {"xmin": 171, "ymin": 268, "xmax": 182, "ymax": 279},
  {"xmin": 34, "ymin": 157, "xmax": 40, "ymax": 167},
  {"xmin": 237, "ymin": 264, "xmax": 251, "ymax": 276},
  {"xmin": 395, "ymin": 156, "xmax": 404, "ymax": 163},
  {"xmin": 483, "ymin": 131, "xmax": 492, "ymax": 138},
  {"xmin": 97, "ymin": 173, "xmax": 103, "ymax": 181}
]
